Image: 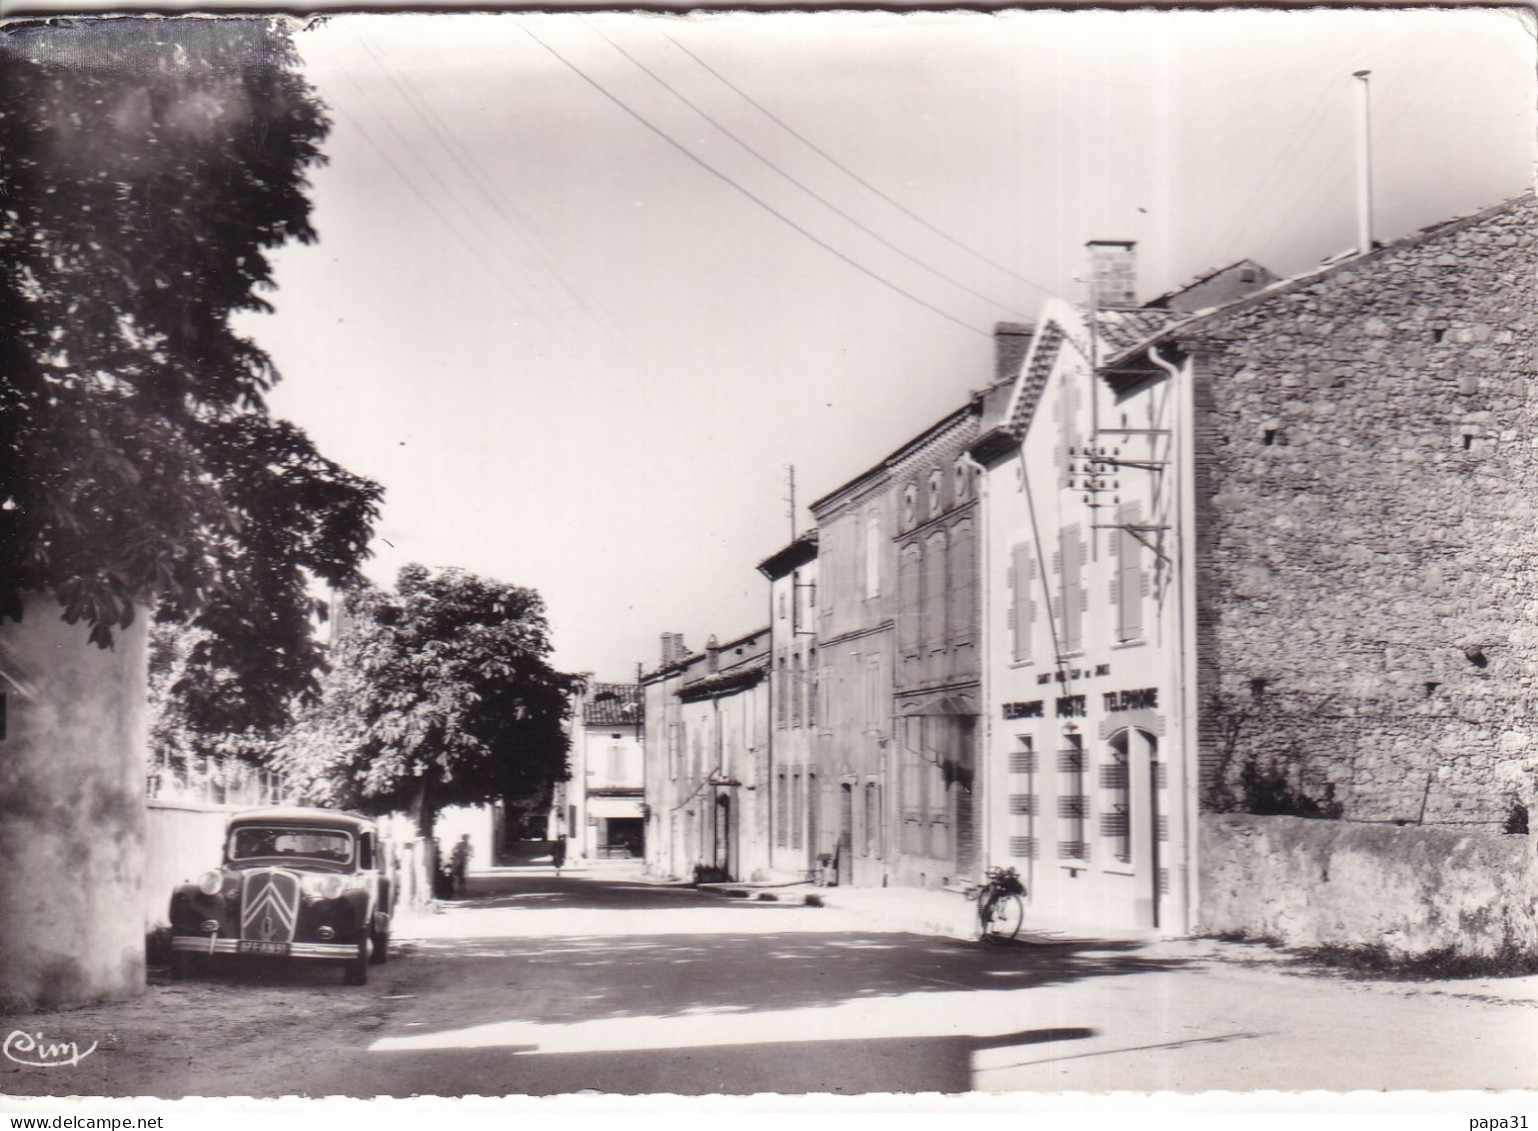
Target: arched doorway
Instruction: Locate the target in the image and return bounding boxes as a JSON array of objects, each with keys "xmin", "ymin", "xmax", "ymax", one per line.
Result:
[
  {"xmin": 714, "ymin": 793, "xmax": 736, "ymax": 880},
  {"xmin": 1107, "ymin": 727, "xmax": 1164, "ymax": 929}
]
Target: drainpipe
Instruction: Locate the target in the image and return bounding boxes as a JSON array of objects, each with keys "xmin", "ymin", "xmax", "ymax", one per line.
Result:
[
  {"xmin": 960, "ymin": 449, "xmax": 992, "ymax": 882},
  {"xmin": 1149, "ymin": 343, "xmax": 1199, "ymax": 935}
]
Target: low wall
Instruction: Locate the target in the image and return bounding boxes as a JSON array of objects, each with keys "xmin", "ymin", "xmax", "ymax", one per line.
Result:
[
  {"xmin": 144, "ymin": 799, "xmax": 234, "ymax": 930},
  {"xmin": 1199, "ymin": 814, "xmax": 1538, "ymax": 959}
]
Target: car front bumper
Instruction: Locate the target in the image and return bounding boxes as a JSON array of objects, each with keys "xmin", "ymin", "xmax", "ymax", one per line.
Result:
[{"xmin": 171, "ymin": 935, "xmax": 359, "ymax": 960}]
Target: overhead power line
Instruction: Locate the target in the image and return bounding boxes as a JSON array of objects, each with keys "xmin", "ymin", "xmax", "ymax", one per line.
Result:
[
  {"xmin": 327, "ymin": 93, "xmax": 558, "ymax": 339},
  {"xmin": 583, "ymin": 17, "xmax": 1034, "ymax": 321},
  {"xmin": 1193, "ymin": 75, "xmax": 1339, "ymax": 272},
  {"xmin": 520, "ymin": 24, "xmax": 991, "ymax": 339},
  {"xmin": 659, "ymin": 28, "xmax": 1064, "ymax": 305},
  {"xmin": 352, "ymin": 31, "xmax": 641, "ymax": 366}
]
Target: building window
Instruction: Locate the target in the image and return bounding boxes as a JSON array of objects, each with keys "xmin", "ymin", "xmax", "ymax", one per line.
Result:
[
  {"xmin": 1010, "ymin": 542, "xmax": 1036, "ymax": 663},
  {"xmin": 808, "ymin": 646, "xmax": 819, "ymax": 729},
  {"xmin": 1057, "ymin": 734, "xmax": 1087, "ymax": 860},
  {"xmin": 791, "ymin": 773, "xmax": 804, "ymax": 849},
  {"xmin": 898, "ymin": 540, "xmax": 922, "ymax": 675},
  {"xmin": 1060, "ymin": 524, "xmax": 1084, "ymax": 654},
  {"xmin": 606, "ymin": 744, "xmax": 625, "ymax": 782},
  {"xmin": 947, "ymin": 518, "xmax": 974, "ymax": 649},
  {"xmin": 776, "ymin": 773, "xmax": 788, "ymax": 847},
  {"xmin": 863, "ymin": 781, "xmax": 878, "ymax": 856},
  {"xmin": 1011, "ymin": 736, "xmax": 1037, "ymax": 861},
  {"xmin": 1115, "ymin": 502, "xmax": 1144, "ymax": 643},
  {"xmin": 791, "ymin": 652, "xmax": 803, "ymax": 728},
  {"xmin": 923, "ymin": 530, "xmax": 947, "ymax": 658},
  {"xmin": 777, "ymin": 657, "xmax": 788, "ymax": 730},
  {"xmin": 953, "ymin": 458, "xmax": 970, "ymax": 501},
  {"xmin": 669, "ymin": 722, "xmax": 681, "ymax": 780},
  {"xmin": 902, "ymin": 483, "xmax": 918, "ymax": 528},
  {"xmin": 778, "ymin": 589, "xmax": 787, "ymax": 620},
  {"xmin": 928, "ymin": 468, "xmax": 944, "ymax": 517},
  {"xmin": 1102, "ymin": 734, "xmax": 1131, "ymax": 864}
]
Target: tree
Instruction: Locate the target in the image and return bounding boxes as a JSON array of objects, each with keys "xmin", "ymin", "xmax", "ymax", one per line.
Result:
[
  {"xmin": 0, "ymin": 18, "xmax": 380, "ymax": 722},
  {"xmin": 0, "ymin": 17, "xmax": 378, "ymax": 1009},
  {"xmin": 276, "ymin": 566, "xmax": 578, "ymax": 843}
]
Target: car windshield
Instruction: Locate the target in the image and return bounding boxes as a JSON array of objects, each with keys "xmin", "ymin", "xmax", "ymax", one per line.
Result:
[{"xmin": 229, "ymin": 826, "xmax": 353, "ymax": 865}]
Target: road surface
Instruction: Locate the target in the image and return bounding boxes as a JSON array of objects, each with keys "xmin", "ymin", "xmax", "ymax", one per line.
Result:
[{"xmin": 3, "ymin": 867, "xmax": 1534, "ymax": 1097}]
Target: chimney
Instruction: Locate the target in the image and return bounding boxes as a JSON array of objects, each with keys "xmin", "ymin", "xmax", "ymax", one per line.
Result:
[
  {"xmin": 660, "ymin": 633, "xmax": 688, "ymax": 666},
  {"xmin": 706, "ymin": 635, "xmax": 720, "ymax": 674},
  {"xmin": 992, "ymin": 322, "xmax": 1033, "ymax": 384},
  {"xmin": 1086, "ymin": 240, "xmax": 1138, "ymax": 310}
]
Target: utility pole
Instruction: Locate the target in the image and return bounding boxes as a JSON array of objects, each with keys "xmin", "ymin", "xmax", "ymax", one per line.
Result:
[
  {"xmin": 1352, "ymin": 69, "xmax": 1374, "ymax": 255},
  {"xmin": 785, "ymin": 464, "xmax": 797, "ymax": 541}
]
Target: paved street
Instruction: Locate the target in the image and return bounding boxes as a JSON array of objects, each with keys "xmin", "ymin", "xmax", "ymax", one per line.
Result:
[{"xmin": 4, "ymin": 867, "xmax": 1535, "ymax": 1098}]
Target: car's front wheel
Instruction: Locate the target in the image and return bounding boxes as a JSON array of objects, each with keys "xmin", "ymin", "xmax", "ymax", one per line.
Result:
[
  {"xmin": 370, "ymin": 928, "xmax": 390, "ymax": 965},
  {"xmin": 344, "ymin": 936, "xmax": 371, "ymax": 985}
]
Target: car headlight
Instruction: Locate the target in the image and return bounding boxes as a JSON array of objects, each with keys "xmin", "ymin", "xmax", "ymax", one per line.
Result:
[
  {"xmin": 304, "ymin": 874, "xmax": 349, "ymax": 900},
  {"xmin": 197, "ymin": 871, "xmax": 223, "ymax": 896}
]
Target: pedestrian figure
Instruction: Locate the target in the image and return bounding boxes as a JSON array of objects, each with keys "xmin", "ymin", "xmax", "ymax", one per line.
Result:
[
  {"xmin": 551, "ymin": 833, "xmax": 567, "ymax": 877},
  {"xmin": 450, "ymin": 833, "xmax": 473, "ymax": 897}
]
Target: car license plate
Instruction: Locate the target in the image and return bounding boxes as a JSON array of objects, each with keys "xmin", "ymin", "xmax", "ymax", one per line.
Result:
[{"xmin": 237, "ymin": 940, "xmax": 290, "ymax": 956}]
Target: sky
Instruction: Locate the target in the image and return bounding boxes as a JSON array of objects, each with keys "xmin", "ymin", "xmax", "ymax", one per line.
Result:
[{"xmin": 231, "ymin": 7, "xmax": 1537, "ymax": 683}]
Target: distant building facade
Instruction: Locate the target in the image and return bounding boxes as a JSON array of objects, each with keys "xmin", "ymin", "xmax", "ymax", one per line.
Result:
[
  {"xmin": 757, "ymin": 531, "xmax": 821, "ymax": 880},
  {"xmin": 559, "ymin": 679, "xmax": 644, "ymax": 860},
  {"xmin": 642, "ymin": 629, "xmax": 771, "ymax": 881}
]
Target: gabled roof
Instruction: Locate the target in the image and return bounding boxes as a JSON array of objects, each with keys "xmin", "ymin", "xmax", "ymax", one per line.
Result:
[
  {"xmin": 1103, "ymin": 191, "xmax": 1534, "ymax": 368},
  {"xmin": 809, "ymin": 397, "xmax": 980, "ymax": 517},
  {"xmin": 757, "ymin": 528, "xmax": 819, "ymax": 580},
  {"xmin": 1143, "ymin": 258, "xmax": 1278, "ymax": 312},
  {"xmin": 1089, "ymin": 308, "xmax": 1181, "ymax": 356},
  {"xmin": 584, "ymin": 683, "xmax": 642, "ymax": 727},
  {"xmin": 678, "ymin": 654, "xmax": 770, "ymax": 701}
]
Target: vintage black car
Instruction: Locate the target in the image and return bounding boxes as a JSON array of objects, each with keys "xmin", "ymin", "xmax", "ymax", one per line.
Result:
[{"xmin": 169, "ymin": 807, "xmax": 395, "ymax": 985}]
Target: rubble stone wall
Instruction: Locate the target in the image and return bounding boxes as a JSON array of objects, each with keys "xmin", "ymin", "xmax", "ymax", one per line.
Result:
[
  {"xmin": 1199, "ymin": 813, "xmax": 1538, "ymax": 959},
  {"xmin": 1186, "ymin": 194, "xmax": 1538, "ymax": 828}
]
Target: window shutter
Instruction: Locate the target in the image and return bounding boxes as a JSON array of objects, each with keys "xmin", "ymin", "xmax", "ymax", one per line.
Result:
[
  {"xmin": 1061, "ymin": 525, "xmax": 1083, "ymax": 653},
  {"xmin": 1011, "ymin": 543, "xmax": 1034, "ymax": 663},
  {"xmin": 1117, "ymin": 502, "xmax": 1143, "ymax": 641}
]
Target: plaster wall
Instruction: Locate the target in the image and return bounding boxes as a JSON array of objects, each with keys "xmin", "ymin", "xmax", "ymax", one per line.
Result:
[
  {"xmin": 143, "ymin": 799, "xmax": 230, "ymax": 930},
  {"xmin": 0, "ymin": 592, "xmax": 149, "ymax": 1010},
  {"xmin": 1199, "ymin": 813, "xmax": 1538, "ymax": 959},
  {"xmin": 978, "ymin": 300, "xmax": 1192, "ymax": 932},
  {"xmin": 767, "ymin": 562, "xmax": 821, "ymax": 879}
]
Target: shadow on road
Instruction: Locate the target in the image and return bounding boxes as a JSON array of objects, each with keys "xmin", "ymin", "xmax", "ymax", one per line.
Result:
[
  {"xmin": 385, "ymin": 874, "xmax": 1189, "ymax": 1076},
  {"xmin": 362, "ymin": 1025, "xmax": 1101, "ymax": 1096}
]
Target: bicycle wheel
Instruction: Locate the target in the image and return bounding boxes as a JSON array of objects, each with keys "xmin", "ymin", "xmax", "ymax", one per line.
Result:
[
  {"xmin": 976, "ymin": 892, "xmax": 997, "ymax": 937},
  {"xmin": 983, "ymin": 893, "xmax": 1025, "ymax": 942}
]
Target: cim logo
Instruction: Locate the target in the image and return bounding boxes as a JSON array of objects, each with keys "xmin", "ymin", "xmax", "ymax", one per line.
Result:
[
  {"xmin": 3, "ymin": 1030, "xmax": 98, "ymax": 1068},
  {"xmin": 241, "ymin": 870, "xmax": 300, "ymax": 943}
]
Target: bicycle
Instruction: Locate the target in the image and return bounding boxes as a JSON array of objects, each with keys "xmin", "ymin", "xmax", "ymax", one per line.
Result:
[{"xmin": 968, "ymin": 865, "xmax": 1026, "ymax": 943}]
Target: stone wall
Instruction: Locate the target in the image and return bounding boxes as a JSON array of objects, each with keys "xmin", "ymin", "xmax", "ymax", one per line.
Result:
[
  {"xmin": 1199, "ymin": 814, "xmax": 1538, "ymax": 959},
  {"xmin": 0, "ymin": 592, "xmax": 149, "ymax": 1010},
  {"xmin": 1186, "ymin": 194, "xmax": 1538, "ymax": 828}
]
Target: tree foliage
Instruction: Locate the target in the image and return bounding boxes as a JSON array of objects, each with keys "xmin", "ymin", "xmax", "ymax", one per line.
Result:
[
  {"xmin": 275, "ymin": 566, "xmax": 578, "ymax": 838},
  {"xmin": 0, "ymin": 17, "xmax": 380, "ymax": 731}
]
